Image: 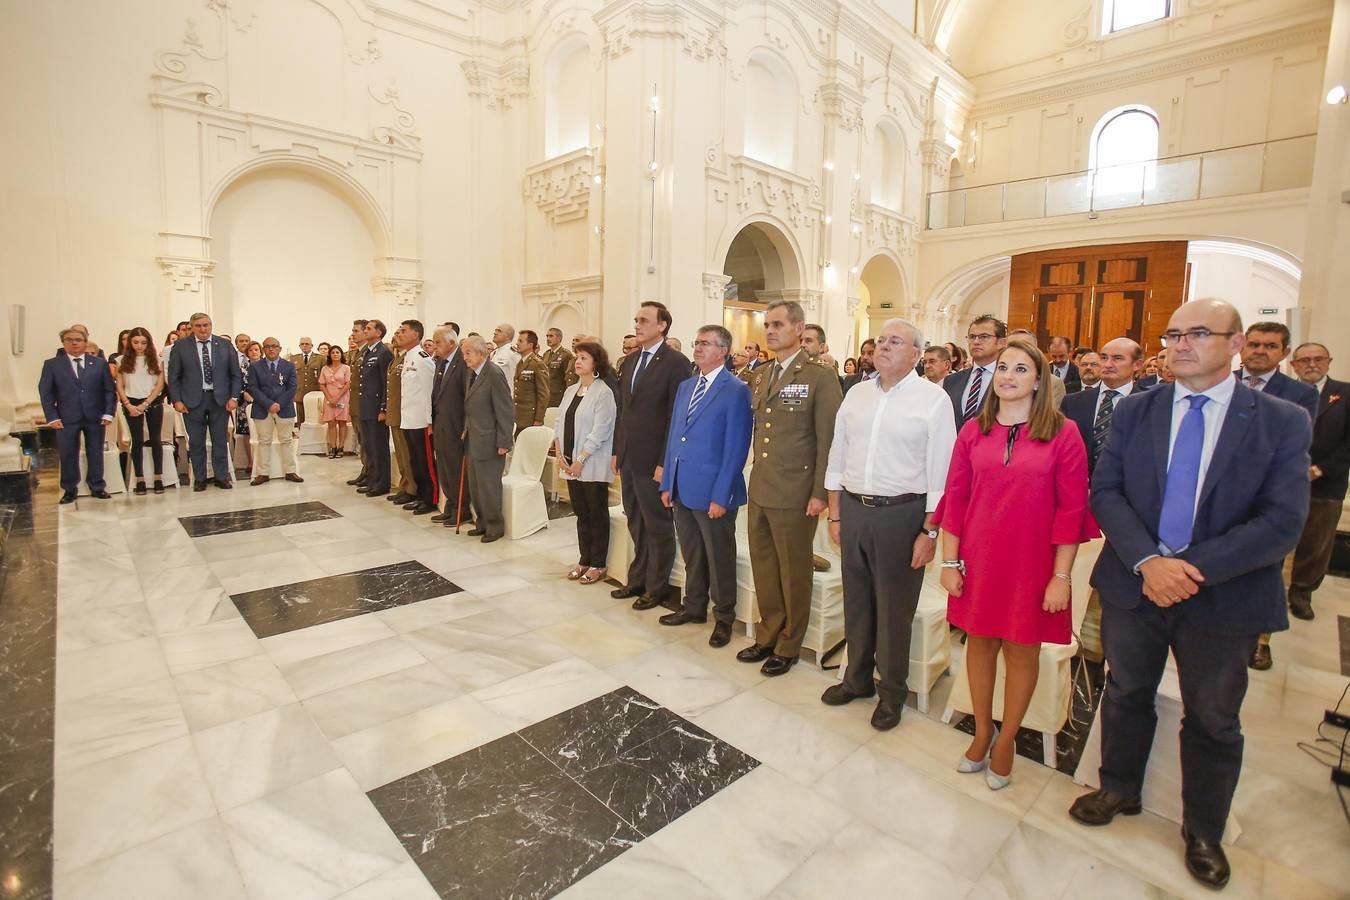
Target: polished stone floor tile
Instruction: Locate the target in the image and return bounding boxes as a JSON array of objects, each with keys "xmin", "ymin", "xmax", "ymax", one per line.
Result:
[
  {"xmin": 231, "ymin": 560, "xmax": 463, "ymax": 639},
  {"xmin": 55, "ymin": 816, "xmax": 249, "ymax": 900},
  {"xmin": 178, "ymin": 500, "xmax": 341, "ymax": 537}
]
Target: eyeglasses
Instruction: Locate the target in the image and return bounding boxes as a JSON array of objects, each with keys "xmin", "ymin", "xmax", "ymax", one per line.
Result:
[
  {"xmin": 1292, "ymin": 355, "xmax": 1329, "ymax": 365},
  {"xmin": 966, "ymin": 332, "xmax": 997, "ymax": 342},
  {"xmin": 1159, "ymin": 328, "xmax": 1236, "ymax": 347}
]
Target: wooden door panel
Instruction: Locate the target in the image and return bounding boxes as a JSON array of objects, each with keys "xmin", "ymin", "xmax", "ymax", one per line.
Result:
[
  {"xmin": 1094, "ymin": 290, "xmax": 1146, "ymax": 346},
  {"xmin": 1035, "ymin": 292, "xmax": 1083, "ymax": 348}
]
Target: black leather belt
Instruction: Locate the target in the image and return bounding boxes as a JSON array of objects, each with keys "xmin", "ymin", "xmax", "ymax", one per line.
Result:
[{"xmin": 845, "ymin": 490, "xmax": 924, "ymax": 508}]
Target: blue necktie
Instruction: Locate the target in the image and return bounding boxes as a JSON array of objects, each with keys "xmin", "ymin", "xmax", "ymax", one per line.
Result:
[
  {"xmin": 686, "ymin": 375, "xmax": 708, "ymax": 422},
  {"xmin": 632, "ymin": 350, "xmax": 650, "ymax": 390},
  {"xmin": 1158, "ymin": 394, "xmax": 1209, "ymax": 555}
]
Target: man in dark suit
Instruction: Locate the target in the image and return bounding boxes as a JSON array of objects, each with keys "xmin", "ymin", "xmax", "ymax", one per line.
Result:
[
  {"xmin": 459, "ymin": 335, "xmax": 514, "ymax": 542},
  {"xmin": 841, "ymin": 338, "xmax": 876, "ymax": 394},
  {"xmin": 38, "ymin": 328, "xmax": 117, "ymax": 503},
  {"xmin": 611, "ymin": 301, "xmax": 691, "ymax": 611},
  {"xmin": 1234, "ymin": 321, "xmax": 1318, "ymax": 669},
  {"xmin": 943, "ymin": 314, "xmax": 1006, "ymax": 432},
  {"xmin": 1287, "ymin": 341, "xmax": 1350, "ymax": 620},
  {"xmin": 431, "ymin": 326, "xmax": 472, "ymax": 527},
  {"xmin": 1061, "ymin": 337, "xmax": 1144, "ymax": 474},
  {"xmin": 167, "ymin": 313, "xmax": 243, "ymax": 491},
  {"xmin": 246, "ymin": 338, "xmax": 302, "ymax": 485},
  {"xmin": 1048, "ymin": 335, "xmax": 1082, "ymax": 392},
  {"xmin": 657, "ymin": 324, "xmax": 754, "ymax": 648},
  {"xmin": 1070, "ymin": 299, "xmax": 1312, "ymax": 890},
  {"xmin": 356, "ymin": 320, "xmax": 394, "ymax": 497}
]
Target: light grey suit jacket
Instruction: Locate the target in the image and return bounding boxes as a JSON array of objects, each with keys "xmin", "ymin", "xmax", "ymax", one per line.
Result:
[
  {"xmin": 464, "ymin": 360, "xmax": 514, "ymax": 461},
  {"xmin": 555, "ymin": 380, "xmax": 616, "ymax": 483}
]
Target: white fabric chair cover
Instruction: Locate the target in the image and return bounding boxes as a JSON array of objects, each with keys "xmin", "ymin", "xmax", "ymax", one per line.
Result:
[
  {"xmin": 503, "ymin": 424, "xmax": 552, "ymax": 539},
  {"xmin": 77, "ymin": 430, "xmax": 126, "ymax": 495},
  {"xmin": 298, "ymin": 393, "xmax": 327, "ymax": 455},
  {"xmin": 541, "ymin": 406, "xmax": 563, "ymax": 501},
  {"xmin": 250, "ymin": 428, "xmax": 301, "ymax": 479},
  {"xmin": 606, "ymin": 504, "xmax": 633, "ymax": 575}
]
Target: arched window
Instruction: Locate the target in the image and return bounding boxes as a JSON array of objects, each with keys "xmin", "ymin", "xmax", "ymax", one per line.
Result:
[
  {"xmin": 1102, "ymin": 0, "xmax": 1170, "ymax": 35},
  {"xmin": 743, "ymin": 52, "xmax": 796, "ymax": 170},
  {"xmin": 544, "ymin": 37, "xmax": 589, "ymax": 159},
  {"xmin": 869, "ymin": 124, "xmax": 904, "ymax": 211},
  {"xmin": 1090, "ymin": 106, "xmax": 1159, "ymax": 203}
]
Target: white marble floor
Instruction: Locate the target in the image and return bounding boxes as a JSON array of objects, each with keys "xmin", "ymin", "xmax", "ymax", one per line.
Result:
[{"xmin": 46, "ymin": 460, "xmax": 1350, "ymax": 899}]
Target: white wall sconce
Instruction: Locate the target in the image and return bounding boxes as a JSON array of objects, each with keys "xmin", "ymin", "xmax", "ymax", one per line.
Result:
[
  {"xmin": 823, "ymin": 159, "xmax": 835, "ymax": 171},
  {"xmin": 1328, "ymin": 85, "xmax": 1348, "ymax": 105},
  {"xmin": 823, "ymin": 215, "xmax": 833, "ymax": 225}
]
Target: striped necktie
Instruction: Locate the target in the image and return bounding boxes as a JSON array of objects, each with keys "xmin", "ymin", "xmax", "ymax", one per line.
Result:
[
  {"xmin": 1092, "ymin": 389, "xmax": 1118, "ymax": 464},
  {"xmin": 963, "ymin": 366, "xmax": 984, "ymax": 421},
  {"xmin": 686, "ymin": 375, "xmax": 708, "ymax": 422}
]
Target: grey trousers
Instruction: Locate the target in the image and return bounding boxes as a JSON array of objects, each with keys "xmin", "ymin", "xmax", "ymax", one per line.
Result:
[
  {"xmin": 621, "ymin": 464, "xmax": 676, "ymax": 594},
  {"xmin": 673, "ymin": 499, "xmax": 739, "ymax": 623},
  {"xmin": 466, "ymin": 452, "xmax": 506, "ymax": 536},
  {"xmin": 839, "ymin": 493, "xmax": 927, "ymax": 705},
  {"xmin": 1290, "ymin": 496, "xmax": 1343, "ymax": 598}
]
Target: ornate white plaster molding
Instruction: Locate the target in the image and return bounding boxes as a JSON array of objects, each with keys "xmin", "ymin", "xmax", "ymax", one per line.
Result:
[
  {"xmin": 371, "ymin": 275, "xmax": 424, "ymax": 309},
  {"xmin": 461, "ymin": 56, "xmax": 530, "ymax": 110},
  {"xmin": 708, "ymin": 156, "xmax": 825, "ymax": 231},
  {"xmin": 864, "ymin": 204, "xmax": 918, "ymax": 257},
  {"xmin": 595, "ymin": 0, "xmax": 727, "ymax": 60},
  {"xmin": 702, "ymin": 272, "xmax": 733, "ymax": 305},
  {"xmin": 157, "ymin": 256, "xmax": 215, "ymax": 293},
  {"xmin": 819, "ymin": 80, "xmax": 865, "ymax": 131},
  {"xmin": 521, "ymin": 275, "xmax": 603, "ymax": 307},
  {"xmin": 524, "ymin": 149, "xmax": 595, "ymax": 224},
  {"xmin": 920, "ymin": 138, "xmax": 958, "ymax": 177}
]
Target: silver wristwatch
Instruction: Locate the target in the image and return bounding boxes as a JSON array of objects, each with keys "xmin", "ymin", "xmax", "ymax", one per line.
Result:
[{"xmin": 922, "ymin": 527, "xmax": 939, "ymax": 540}]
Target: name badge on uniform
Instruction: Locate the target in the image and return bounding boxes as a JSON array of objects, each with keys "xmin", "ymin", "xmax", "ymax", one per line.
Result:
[
  {"xmin": 521, "ymin": 371, "xmax": 534, "ymax": 378},
  {"xmin": 778, "ymin": 383, "xmax": 808, "ymax": 405}
]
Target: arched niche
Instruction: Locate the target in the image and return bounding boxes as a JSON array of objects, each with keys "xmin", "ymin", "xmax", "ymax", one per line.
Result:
[
  {"xmin": 869, "ymin": 121, "xmax": 906, "ymax": 213},
  {"xmin": 857, "ymin": 252, "xmax": 907, "ymax": 348},
  {"xmin": 544, "ymin": 302, "xmax": 585, "ymax": 341},
  {"xmin": 545, "ymin": 36, "xmax": 590, "ymax": 160},
  {"xmin": 720, "ymin": 218, "xmax": 806, "ymax": 350},
  {"xmin": 743, "ymin": 51, "xmax": 797, "ymax": 171}
]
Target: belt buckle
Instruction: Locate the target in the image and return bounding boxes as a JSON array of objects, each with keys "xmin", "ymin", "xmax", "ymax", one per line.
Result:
[{"xmin": 859, "ymin": 494, "xmax": 877, "ymax": 508}]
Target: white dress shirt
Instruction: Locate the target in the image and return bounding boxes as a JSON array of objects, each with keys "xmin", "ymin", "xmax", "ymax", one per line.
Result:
[
  {"xmin": 491, "ymin": 345, "xmax": 521, "ymax": 397},
  {"xmin": 824, "ymin": 370, "xmax": 957, "ymax": 513},
  {"xmin": 1092, "ymin": 379, "xmax": 1136, "ymax": 420},
  {"xmin": 1237, "ymin": 367, "xmax": 1270, "ymax": 390},
  {"xmin": 400, "ymin": 347, "xmax": 436, "ymax": 429}
]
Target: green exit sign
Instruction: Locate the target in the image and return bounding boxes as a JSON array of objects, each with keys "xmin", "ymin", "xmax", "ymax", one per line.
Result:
[{"xmin": 1258, "ymin": 307, "xmax": 1279, "ymax": 315}]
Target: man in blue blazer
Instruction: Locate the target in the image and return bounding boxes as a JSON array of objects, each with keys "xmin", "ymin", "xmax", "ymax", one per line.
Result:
[
  {"xmin": 658, "ymin": 324, "xmax": 753, "ymax": 647},
  {"xmin": 245, "ymin": 338, "xmax": 303, "ymax": 485},
  {"xmin": 168, "ymin": 313, "xmax": 243, "ymax": 490},
  {"xmin": 1070, "ymin": 300, "xmax": 1312, "ymax": 889},
  {"xmin": 38, "ymin": 328, "xmax": 117, "ymax": 503}
]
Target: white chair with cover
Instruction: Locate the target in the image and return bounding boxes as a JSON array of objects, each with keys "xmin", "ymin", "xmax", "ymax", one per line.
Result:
[
  {"xmin": 606, "ymin": 502, "xmax": 634, "ymax": 575},
  {"xmin": 77, "ymin": 428, "xmax": 126, "ymax": 495},
  {"xmin": 251, "ymin": 424, "xmax": 301, "ymax": 480},
  {"xmin": 542, "ymin": 406, "xmax": 563, "ymax": 501},
  {"xmin": 503, "ymin": 424, "xmax": 552, "ymax": 539},
  {"xmin": 298, "ymin": 393, "xmax": 327, "ymax": 455}
]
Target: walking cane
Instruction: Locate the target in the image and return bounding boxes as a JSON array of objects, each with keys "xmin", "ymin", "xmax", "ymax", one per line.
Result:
[{"xmin": 454, "ymin": 456, "xmax": 468, "ymax": 534}]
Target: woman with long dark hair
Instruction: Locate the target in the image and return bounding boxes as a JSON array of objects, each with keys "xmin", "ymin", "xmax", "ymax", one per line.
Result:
[
  {"xmin": 936, "ymin": 339, "xmax": 1096, "ymax": 789},
  {"xmin": 115, "ymin": 327, "xmax": 167, "ymax": 494},
  {"xmin": 319, "ymin": 343, "xmax": 352, "ymax": 458}
]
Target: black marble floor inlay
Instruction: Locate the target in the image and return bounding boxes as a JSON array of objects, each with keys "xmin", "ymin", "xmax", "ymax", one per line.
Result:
[
  {"xmin": 368, "ymin": 686, "xmax": 758, "ymax": 900},
  {"xmin": 178, "ymin": 500, "xmax": 340, "ymax": 537},
  {"xmin": 231, "ymin": 560, "xmax": 462, "ymax": 639}
]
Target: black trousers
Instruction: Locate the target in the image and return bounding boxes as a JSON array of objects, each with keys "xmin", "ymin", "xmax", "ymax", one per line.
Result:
[
  {"xmin": 839, "ymin": 493, "xmax": 927, "ymax": 704},
  {"xmin": 567, "ymin": 479, "xmax": 610, "ymax": 568},
  {"xmin": 402, "ymin": 427, "xmax": 434, "ymax": 506},
  {"xmin": 184, "ymin": 400, "xmax": 230, "ymax": 482},
  {"xmin": 123, "ymin": 398, "xmax": 164, "ymax": 477},
  {"xmin": 56, "ymin": 420, "xmax": 105, "ymax": 494},
  {"xmin": 620, "ymin": 464, "xmax": 676, "ymax": 594},
  {"xmin": 361, "ymin": 417, "xmax": 390, "ymax": 493},
  {"xmin": 1290, "ymin": 496, "xmax": 1343, "ymax": 598},
  {"xmin": 1098, "ymin": 600, "xmax": 1256, "ymax": 841},
  {"xmin": 673, "ymin": 498, "xmax": 739, "ymax": 623}
]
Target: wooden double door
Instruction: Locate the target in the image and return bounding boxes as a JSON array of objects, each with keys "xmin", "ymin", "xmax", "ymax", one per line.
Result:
[{"xmin": 1009, "ymin": 241, "xmax": 1188, "ymax": 354}]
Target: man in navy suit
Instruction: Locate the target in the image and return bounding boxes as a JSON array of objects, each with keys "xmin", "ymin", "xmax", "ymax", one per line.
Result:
[
  {"xmin": 1061, "ymin": 337, "xmax": 1145, "ymax": 475},
  {"xmin": 38, "ymin": 328, "xmax": 117, "ymax": 503},
  {"xmin": 658, "ymin": 324, "xmax": 753, "ymax": 648},
  {"xmin": 1047, "ymin": 335, "xmax": 1082, "ymax": 393},
  {"xmin": 246, "ymin": 338, "xmax": 303, "ymax": 485},
  {"xmin": 167, "ymin": 313, "xmax": 243, "ymax": 491},
  {"xmin": 1234, "ymin": 321, "xmax": 1318, "ymax": 669},
  {"xmin": 1069, "ymin": 300, "xmax": 1312, "ymax": 889},
  {"xmin": 943, "ymin": 315, "xmax": 1006, "ymax": 431}
]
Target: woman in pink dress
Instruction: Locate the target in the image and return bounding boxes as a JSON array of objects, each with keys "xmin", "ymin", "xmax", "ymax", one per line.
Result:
[
  {"xmin": 318, "ymin": 344, "xmax": 351, "ymax": 458},
  {"xmin": 936, "ymin": 339, "xmax": 1096, "ymax": 790}
]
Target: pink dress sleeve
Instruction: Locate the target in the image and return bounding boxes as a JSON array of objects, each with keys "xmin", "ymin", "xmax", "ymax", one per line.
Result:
[
  {"xmin": 1051, "ymin": 420, "xmax": 1100, "ymax": 544},
  {"xmin": 934, "ymin": 420, "xmax": 978, "ymax": 537}
]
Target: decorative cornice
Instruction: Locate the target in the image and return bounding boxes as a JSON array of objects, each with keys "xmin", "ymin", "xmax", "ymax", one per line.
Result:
[
  {"xmin": 157, "ymin": 256, "xmax": 215, "ymax": 293},
  {"xmin": 461, "ymin": 56, "xmax": 530, "ymax": 110},
  {"xmin": 920, "ymin": 138, "xmax": 958, "ymax": 176},
  {"xmin": 594, "ymin": 0, "xmax": 727, "ymax": 60},
  {"xmin": 702, "ymin": 272, "xmax": 733, "ymax": 305},
  {"xmin": 523, "ymin": 148, "xmax": 595, "ymax": 224},
  {"xmin": 969, "ymin": 21, "xmax": 1331, "ymax": 119},
  {"xmin": 371, "ymin": 275, "xmax": 423, "ymax": 308},
  {"xmin": 864, "ymin": 204, "xmax": 919, "ymax": 256},
  {"xmin": 521, "ymin": 275, "xmax": 603, "ymax": 306},
  {"xmin": 819, "ymin": 80, "xmax": 865, "ymax": 131}
]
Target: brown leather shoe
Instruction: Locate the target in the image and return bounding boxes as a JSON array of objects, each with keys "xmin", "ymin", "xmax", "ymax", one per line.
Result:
[
  {"xmin": 1248, "ymin": 643, "xmax": 1273, "ymax": 671},
  {"xmin": 1069, "ymin": 788, "xmax": 1142, "ymax": 826},
  {"xmin": 736, "ymin": 644, "xmax": 774, "ymax": 663},
  {"xmin": 870, "ymin": 699, "xmax": 902, "ymax": 730},
  {"xmin": 284, "ymin": 473, "xmax": 304, "ymax": 483},
  {"xmin": 250, "ymin": 476, "xmax": 269, "ymax": 486},
  {"xmin": 708, "ymin": 621, "xmax": 732, "ymax": 647},
  {"xmin": 1182, "ymin": 828, "xmax": 1230, "ymax": 888}
]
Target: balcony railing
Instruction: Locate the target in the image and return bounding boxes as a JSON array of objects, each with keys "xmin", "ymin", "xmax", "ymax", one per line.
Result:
[{"xmin": 925, "ymin": 134, "xmax": 1316, "ymax": 230}]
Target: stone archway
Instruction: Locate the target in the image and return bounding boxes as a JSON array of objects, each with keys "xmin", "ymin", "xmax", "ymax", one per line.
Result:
[
  {"xmin": 856, "ymin": 253, "xmax": 906, "ymax": 351},
  {"xmin": 716, "ymin": 218, "xmax": 812, "ymax": 354}
]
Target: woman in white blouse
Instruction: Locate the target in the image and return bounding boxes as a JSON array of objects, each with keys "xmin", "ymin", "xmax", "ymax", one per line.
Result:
[
  {"xmin": 554, "ymin": 341, "xmax": 617, "ymax": 585},
  {"xmin": 114, "ymin": 327, "xmax": 167, "ymax": 494}
]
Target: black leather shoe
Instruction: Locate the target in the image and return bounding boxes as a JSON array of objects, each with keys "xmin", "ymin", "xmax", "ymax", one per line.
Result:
[
  {"xmin": 59, "ymin": 492, "xmax": 77, "ymax": 504},
  {"xmin": 467, "ymin": 527, "xmax": 486, "ymax": 537},
  {"xmin": 411, "ymin": 503, "xmax": 436, "ymax": 515},
  {"xmin": 430, "ymin": 512, "xmax": 452, "ymax": 523},
  {"xmin": 610, "ymin": 584, "xmax": 643, "ymax": 599},
  {"xmin": 402, "ymin": 500, "xmax": 421, "ymax": 510},
  {"xmin": 659, "ymin": 610, "xmax": 707, "ymax": 626},
  {"xmin": 90, "ymin": 490, "xmax": 112, "ymax": 500},
  {"xmin": 193, "ymin": 481, "xmax": 207, "ymax": 492},
  {"xmin": 709, "ymin": 621, "xmax": 732, "ymax": 647},
  {"xmin": 1069, "ymin": 789, "xmax": 1142, "ymax": 826},
  {"xmin": 1181, "ymin": 829, "xmax": 1230, "ymax": 889},
  {"xmin": 133, "ymin": 483, "xmax": 147, "ymax": 495},
  {"xmin": 870, "ymin": 700, "xmax": 902, "ymax": 730},
  {"xmin": 389, "ymin": 492, "xmax": 415, "ymax": 504},
  {"xmin": 821, "ymin": 683, "xmax": 876, "ymax": 706},
  {"xmin": 212, "ymin": 478, "xmax": 232, "ymax": 489},
  {"xmin": 761, "ymin": 654, "xmax": 797, "ymax": 677},
  {"xmin": 632, "ymin": 593, "xmax": 665, "ymax": 611},
  {"xmin": 1289, "ymin": 593, "xmax": 1314, "ymax": 621},
  {"xmin": 481, "ymin": 532, "xmax": 502, "ymax": 544},
  {"xmin": 736, "ymin": 644, "xmax": 774, "ymax": 663},
  {"xmin": 1249, "ymin": 643, "xmax": 1273, "ymax": 671},
  {"xmin": 346, "ymin": 474, "xmax": 367, "ymax": 485}
]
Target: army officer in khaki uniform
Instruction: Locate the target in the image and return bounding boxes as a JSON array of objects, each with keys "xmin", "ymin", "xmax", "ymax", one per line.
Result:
[
  {"xmin": 385, "ymin": 339, "xmax": 419, "ymax": 502},
  {"xmin": 346, "ymin": 320, "xmax": 369, "ymax": 486},
  {"xmin": 513, "ymin": 329, "xmax": 549, "ymax": 435},
  {"xmin": 290, "ymin": 337, "xmax": 322, "ymax": 426},
  {"xmin": 541, "ymin": 327, "xmax": 574, "ymax": 408},
  {"xmin": 737, "ymin": 299, "xmax": 842, "ymax": 677}
]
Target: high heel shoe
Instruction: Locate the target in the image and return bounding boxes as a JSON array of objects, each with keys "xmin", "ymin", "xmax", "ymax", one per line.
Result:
[
  {"xmin": 957, "ymin": 725, "xmax": 998, "ymax": 774},
  {"xmin": 985, "ymin": 766, "xmax": 1012, "ymax": 791}
]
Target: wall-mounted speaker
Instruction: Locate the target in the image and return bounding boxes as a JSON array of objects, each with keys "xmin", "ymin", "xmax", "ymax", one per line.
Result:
[{"xmin": 8, "ymin": 305, "xmax": 24, "ymax": 356}]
